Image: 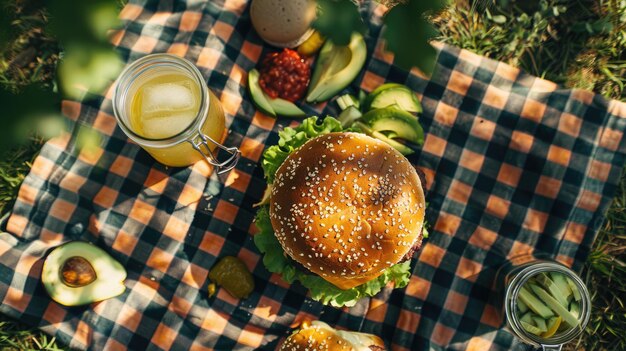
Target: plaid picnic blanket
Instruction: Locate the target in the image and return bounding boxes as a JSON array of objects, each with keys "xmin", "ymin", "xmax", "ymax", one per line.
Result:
[{"xmin": 2, "ymin": 0, "xmax": 626, "ymax": 350}]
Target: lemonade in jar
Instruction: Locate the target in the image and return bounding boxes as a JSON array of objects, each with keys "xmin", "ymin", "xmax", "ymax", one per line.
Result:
[{"xmin": 113, "ymin": 54, "xmax": 239, "ymax": 172}]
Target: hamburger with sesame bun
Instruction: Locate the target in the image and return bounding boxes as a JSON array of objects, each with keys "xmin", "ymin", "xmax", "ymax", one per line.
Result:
[
  {"xmin": 279, "ymin": 320, "xmax": 387, "ymax": 351},
  {"xmin": 254, "ymin": 116, "xmax": 427, "ymax": 307}
]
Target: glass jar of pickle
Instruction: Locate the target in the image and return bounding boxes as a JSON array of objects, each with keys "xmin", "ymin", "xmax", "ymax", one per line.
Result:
[
  {"xmin": 113, "ymin": 53, "xmax": 239, "ymax": 173},
  {"xmin": 499, "ymin": 260, "xmax": 591, "ymax": 350}
]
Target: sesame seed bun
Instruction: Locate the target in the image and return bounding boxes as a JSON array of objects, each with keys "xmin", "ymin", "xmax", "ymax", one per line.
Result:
[
  {"xmin": 269, "ymin": 132, "xmax": 426, "ymax": 290},
  {"xmin": 250, "ymin": 0, "xmax": 316, "ymax": 48},
  {"xmin": 279, "ymin": 321, "xmax": 386, "ymax": 351}
]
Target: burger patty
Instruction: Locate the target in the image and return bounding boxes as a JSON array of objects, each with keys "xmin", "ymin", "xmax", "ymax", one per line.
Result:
[{"xmin": 400, "ymin": 166, "xmax": 427, "ymax": 263}]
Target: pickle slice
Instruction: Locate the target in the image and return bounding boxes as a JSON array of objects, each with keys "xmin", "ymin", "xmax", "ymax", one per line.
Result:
[
  {"xmin": 521, "ymin": 321, "xmax": 543, "ymax": 336},
  {"xmin": 533, "ymin": 316, "xmax": 548, "ymax": 332},
  {"xmin": 520, "ymin": 312, "xmax": 534, "ymax": 324},
  {"xmin": 536, "ymin": 273, "xmax": 568, "ymax": 307},
  {"xmin": 566, "ymin": 276, "xmax": 582, "ymax": 301},
  {"xmin": 517, "ymin": 299, "xmax": 529, "ymax": 313},
  {"xmin": 519, "ymin": 286, "xmax": 554, "ymax": 318},
  {"xmin": 569, "ymin": 301, "xmax": 580, "ymax": 319},
  {"xmin": 550, "ymin": 272, "xmax": 573, "ymax": 300},
  {"xmin": 541, "ymin": 316, "xmax": 562, "ymax": 338},
  {"xmin": 529, "ymin": 283, "xmax": 579, "ymax": 328}
]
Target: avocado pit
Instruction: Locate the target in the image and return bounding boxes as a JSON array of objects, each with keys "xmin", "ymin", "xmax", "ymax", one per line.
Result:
[{"xmin": 60, "ymin": 256, "xmax": 97, "ymax": 287}]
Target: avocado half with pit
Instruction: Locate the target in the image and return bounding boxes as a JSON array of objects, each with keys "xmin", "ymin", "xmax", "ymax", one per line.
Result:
[
  {"xmin": 248, "ymin": 69, "xmax": 306, "ymax": 118},
  {"xmin": 306, "ymin": 32, "xmax": 367, "ymax": 103},
  {"xmin": 41, "ymin": 241, "xmax": 127, "ymax": 306}
]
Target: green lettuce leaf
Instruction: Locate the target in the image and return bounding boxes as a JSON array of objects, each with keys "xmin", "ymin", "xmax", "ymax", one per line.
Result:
[
  {"xmin": 262, "ymin": 116, "xmax": 343, "ymax": 184},
  {"xmin": 255, "ymin": 116, "xmax": 412, "ymax": 307}
]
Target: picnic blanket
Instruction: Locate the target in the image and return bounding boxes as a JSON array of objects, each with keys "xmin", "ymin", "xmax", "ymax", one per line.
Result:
[{"xmin": 2, "ymin": 0, "xmax": 626, "ymax": 350}]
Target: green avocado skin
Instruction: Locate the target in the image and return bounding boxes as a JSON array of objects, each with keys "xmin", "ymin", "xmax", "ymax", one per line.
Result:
[
  {"xmin": 306, "ymin": 32, "xmax": 367, "ymax": 103},
  {"xmin": 41, "ymin": 241, "xmax": 127, "ymax": 306}
]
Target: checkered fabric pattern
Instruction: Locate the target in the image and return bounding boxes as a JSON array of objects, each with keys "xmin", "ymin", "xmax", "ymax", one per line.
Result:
[{"xmin": 1, "ymin": 0, "xmax": 626, "ymax": 350}]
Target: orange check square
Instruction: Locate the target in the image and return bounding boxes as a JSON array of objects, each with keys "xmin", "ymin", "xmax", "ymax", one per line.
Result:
[
  {"xmin": 547, "ymin": 145, "xmax": 571, "ymax": 166},
  {"xmin": 599, "ymin": 127, "xmax": 623, "ymax": 151},
  {"xmin": 558, "ymin": 112, "xmax": 582, "ymax": 137},
  {"xmin": 456, "ymin": 257, "xmax": 482, "ymax": 281},
  {"xmin": 434, "ymin": 211, "xmax": 462, "ymax": 236},
  {"xmin": 486, "ymin": 195, "xmax": 510, "ymax": 219},
  {"xmin": 471, "ymin": 118, "xmax": 497, "ymax": 141},
  {"xmin": 497, "ymin": 163, "xmax": 522, "ymax": 187},
  {"xmin": 448, "ymin": 71, "xmax": 472, "ymax": 96},
  {"xmin": 468, "ymin": 226, "xmax": 498, "ymax": 251},
  {"xmin": 146, "ymin": 247, "xmax": 174, "ymax": 273},
  {"xmin": 405, "ymin": 276, "xmax": 431, "ymax": 301},
  {"xmin": 361, "ymin": 71, "xmax": 385, "ymax": 93},
  {"xmin": 366, "ymin": 298, "xmax": 388, "ymax": 323},
  {"xmin": 444, "ymin": 290, "xmax": 468, "ymax": 315},
  {"xmin": 151, "ymin": 323, "xmax": 177, "ymax": 350},
  {"xmin": 588, "ymin": 160, "xmax": 611, "ymax": 182},
  {"xmin": 577, "ymin": 190, "xmax": 601, "ymax": 212},
  {"xmin": 49, "ymin": 198, "xmax": 75, "ymax": 223},
  {"xmin": 448, "ymin": 179, "xmax": 472, "ymax": 205},
  {"xmin": 520, "ymin": 99, "xmax": 546, "ymax": 123},
  {"xmin": 132, "ymin": 36, "xmax": 158, "ymax": 54},
  {"xmin": 434, "ymin": 102, "xmax": 459, "ymax": 127},
  {"xmin": 535, "ymin": 175, "xmax": 561, "ymax": 199},
  {"xmin": 483, "ymin": 85, "xmax": 508, "ymax": 110},
  {"xmin": 423, "ymin": 134, "xmax": 447, "ymax": 158},
  {"xmin": 112, "ymin": 230, "xmax": 138, "ymax": 257},
  {"xmin": 419, "ymin": 244, "xmax": 446, "ymax": 268},
  {"xmin": 199, "ymin": 231, "xmax": 225, "ymax": 257},
  {"xmin": 179, "ymin": 11, "xmax": 202, "ymax": 32},
  {"xmin": 214, "ymin": 200, "xmax": 239, "ymax": 224},
  {"xmin": 397, "ymin": 310, "xmax": 420, "ymax": 333},
  {"xmin": 509, "ymin": 131, "xmax": 534, "ymax": 153},
  {"xmin": 239, "ymin": 137, "xmax": 265, "ymax": 162},
  {"xmin": 128, "ymin": 199, "xmax": 156, "ymax": 225},
  {"xmin": 238, "ymin": 325, "xmax": 264, "ymax": 348},
  {"xmin": 432, "ymin": 322, "xmax": 455, "ymax": 346},
  {"xmin": 459, "ymin": 149, "xmax": 484, "ymax": 173},
  {"xmin": 563, "ymin": 222, "xmax": 586, "ymax": 244}
]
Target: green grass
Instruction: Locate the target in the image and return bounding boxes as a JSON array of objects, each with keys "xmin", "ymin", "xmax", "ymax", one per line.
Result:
[{"xmin": 0, "ymin": 0, "xmax": 625, "ymax": 350}]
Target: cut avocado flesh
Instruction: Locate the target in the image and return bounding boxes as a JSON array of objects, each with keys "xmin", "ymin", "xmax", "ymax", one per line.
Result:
[
  {"xmin": 268, "ymin": 97, "xmax": 305, "ymax": 117},
  {"xmin": 361, "ymin": 107, "xmax": 424, "ymax": 145},
  {"xmin": 369, "ymin": 87, "xmax": 422, "ymax": 113},
  {"xmin": 248, "ymin": 69, "xmax": 305, "ymax": 117},
  {"xmin": 41, "ymin": 241, "xmax": 126, "ymax": 306},
  {"xmin": 306, "ymin": 32, "xmax": 367, "ymax": 103},
  {"xmin": 354, "ymin": 122, "xmax": 414, "ymax": 155},
  {"xmin": 248, "ymin": 69, "xmax": 275, "ymax": 116}
]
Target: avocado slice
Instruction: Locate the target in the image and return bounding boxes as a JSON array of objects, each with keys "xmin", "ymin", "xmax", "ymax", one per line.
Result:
[
  {"xmin": 248, "ymin": 69, "xmax": 275, "ymax": 116},
  {"xmin": 362, "ymin": 83, "xmax": 404, "ymax": 109},
  {"xmin": 360, "ymin": 106, "xmax": 424, "ymax": 145},
  {"xmin": 41, "ymin": 241, "xmax": 126, "ymax": 306},
  {"xmin": 268, "ymin": 97, "xmax": 306, "ymax": 118},
  {"xmin": 248, "ymin": 69, "xmax": 305, "ymax": 117},
  {"xmin": 353, "ymin": 122, "xmax": 414, "ymax": 155},
  {"xmin": 368, "ymin": 86, "xmax": 422, "ymax": 113},
  {"xmin": 306, "ymin": 32, "xmax": 367, "ymax": 103}
]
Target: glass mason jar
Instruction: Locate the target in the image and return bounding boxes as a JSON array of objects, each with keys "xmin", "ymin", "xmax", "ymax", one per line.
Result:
[
  {"xmin": 499, "ymin": 260, "xmax": 591, "ymax": 350},
  {"xmin": 112, "ymin": 53, "xmax": 240, "ymax": 173}
]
